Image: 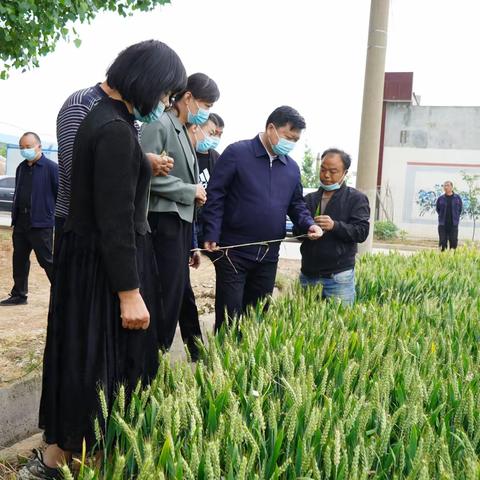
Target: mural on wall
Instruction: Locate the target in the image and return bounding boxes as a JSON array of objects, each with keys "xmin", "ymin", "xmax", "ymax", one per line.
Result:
[
  {"xmin": 416, "ymin": 184, "xmax": 444, "ymax": 216},
  {"xmin": 403, "ymin": 162, "xmax": 480, "ymax": 228}
]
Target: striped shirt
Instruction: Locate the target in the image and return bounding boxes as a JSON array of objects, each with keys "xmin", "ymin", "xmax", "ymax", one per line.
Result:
[{"xmin": 55, "ymin": 84, "xmax": 107, "ymax": 218}]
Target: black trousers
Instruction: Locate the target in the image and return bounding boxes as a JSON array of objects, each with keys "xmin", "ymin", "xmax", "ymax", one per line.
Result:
[
  {"xmin": 11, "ymin": 227, "xmax": 54, "ymax": 298},
  {"xmin": 213, "ymin": 253, "xmax": 278, "ymax": 332},
  {"xmin": 439, "ymin": 225, "xmax": 459, "ymax": 251},
  {"xmin": 149, "ymin": 212, "xmax": 192, "ymax": 350},
  {"xmin": 179, "ymin": 270, "xmax": 203, "ymax": 360}
]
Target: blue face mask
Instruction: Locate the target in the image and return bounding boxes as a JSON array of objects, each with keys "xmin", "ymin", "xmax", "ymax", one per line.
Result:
[
  {"xmin": 196, "ymin": 137, "xmax": 215, "ymax": 153},
  {"xmin": 133, "ymin": 102, "xmax": 166, "ymax": 124},
  {"xmin": 195, "ymin": 128, "xmax": 216, "ymax": 153},
  {"xmin": 209, "ymin": 136, "xmax": 221, "ymax": 150},
  {"xmin": 20, "ymin": 148, "xmax": 37, "ymax": 161},
  {"xmin": 319, "ymin": 173, "xmax": 347, "ymax": 191},
  {"xmin": 271, "ymin": 127, "xmax": 296, "ymax": 156},
  {"xmin": 188, "ymin": 100, "xmax": 210, "ymax": 125}
]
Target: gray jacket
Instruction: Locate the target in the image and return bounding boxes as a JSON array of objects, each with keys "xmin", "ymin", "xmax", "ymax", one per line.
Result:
[{"xmin": 140, "ymin": 111, "xmax": 198, "ymax": 223}]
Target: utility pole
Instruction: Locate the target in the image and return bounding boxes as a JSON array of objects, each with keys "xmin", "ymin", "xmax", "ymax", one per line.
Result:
[{"xmin": 356, "ymin": 0, "xmax": 390, "ymax": 253}]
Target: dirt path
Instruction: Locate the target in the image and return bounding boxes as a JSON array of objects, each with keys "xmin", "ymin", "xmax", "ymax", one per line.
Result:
[{"xmin": 0, "ymin": 229, "xmax": 300, "ymax": 386}]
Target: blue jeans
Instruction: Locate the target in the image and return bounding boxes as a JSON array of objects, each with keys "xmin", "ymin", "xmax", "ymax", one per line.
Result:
[{"xmin": 299, "ymin": 268, "xmax": 355, "ymax": 306}]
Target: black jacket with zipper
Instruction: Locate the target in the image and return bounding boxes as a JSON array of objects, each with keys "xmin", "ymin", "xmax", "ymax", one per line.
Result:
[{"xmin": 297, "ymin": 183, "xmax": 370, "ymax": 277}]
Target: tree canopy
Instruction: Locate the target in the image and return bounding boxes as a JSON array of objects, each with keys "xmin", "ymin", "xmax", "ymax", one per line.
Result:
[
  {"xmin": 301, "ymin": 146, "xmax": 319, "ymax": 189},
  {"xmin": 0, "ymin": 0, "xmax": 171, "ymax": 79}
]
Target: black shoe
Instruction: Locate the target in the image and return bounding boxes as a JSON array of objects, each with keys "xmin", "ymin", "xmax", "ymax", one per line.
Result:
[
  {"xmin": 0, "ymin": 295, "xmax": 27, "ymax": 306},
  {"xmin": 17, "ymin": 449, "xmax": 62, "ymax": 479}
]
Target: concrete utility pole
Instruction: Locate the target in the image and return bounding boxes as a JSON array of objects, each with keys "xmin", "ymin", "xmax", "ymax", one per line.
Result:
[{"xmin": 356, "ymin": 0, "xmax": 390, "ymax": 253}]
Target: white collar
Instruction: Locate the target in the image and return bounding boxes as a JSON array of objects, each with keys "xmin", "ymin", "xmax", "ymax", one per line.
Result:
[{"xmin": 258, "ymin": 133, "xmax": 276, "ymax": 162}]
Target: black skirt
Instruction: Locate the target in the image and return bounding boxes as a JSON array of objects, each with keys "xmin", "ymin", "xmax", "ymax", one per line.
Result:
[{"xmin": 39, "ymin": 231, "xmax": 162, "ymax": 452}]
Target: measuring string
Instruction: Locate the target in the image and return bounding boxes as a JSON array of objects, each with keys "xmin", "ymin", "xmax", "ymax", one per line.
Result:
[{"xmin": 191, "ymin": 234, "xmax": 310, "ymax": 273}]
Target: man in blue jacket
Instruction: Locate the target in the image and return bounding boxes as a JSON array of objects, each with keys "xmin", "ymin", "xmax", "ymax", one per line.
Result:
[
  {"xmin": 1, "ymin": 132, "xmax": 58, "ymax": 306},
  {"xmin": 436, "ymin": 180, "xmax": 463, "ymax": 250},
  {"xmin": 202, "ymin": 106, "xmax": 322, "ymax": 330}
]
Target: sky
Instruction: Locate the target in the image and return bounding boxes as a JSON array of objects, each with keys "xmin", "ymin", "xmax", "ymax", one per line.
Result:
[{"xmin": 1, "ymin": 0, "xmax": 480, "ymax": 169}]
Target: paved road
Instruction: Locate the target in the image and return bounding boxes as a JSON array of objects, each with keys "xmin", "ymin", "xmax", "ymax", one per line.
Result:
[{"xmin": 278, "ymin": 239, "xmax": 414, "ymax": 259}]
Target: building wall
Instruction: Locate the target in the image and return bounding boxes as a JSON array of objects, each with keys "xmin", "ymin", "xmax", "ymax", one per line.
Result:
[
  {"xmin": 381, "ymin": 104, "xmax": 480, "ymax": 239},
  {"xmin": 384, "ymin": 104, "xmax": 480, "ymax": 150}
]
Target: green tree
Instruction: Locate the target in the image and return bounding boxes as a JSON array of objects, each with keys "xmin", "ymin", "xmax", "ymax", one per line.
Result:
[
  {"xmin": 460, "ymin": 171, "xmax": 480, "ymax": 241},
  {"xmin": 301, "ymin": 146, "xmax": 318, "ymax": 188},
  {"xmin": 0, "ymin": 0, "xmax": 171, "ymax": 79}
]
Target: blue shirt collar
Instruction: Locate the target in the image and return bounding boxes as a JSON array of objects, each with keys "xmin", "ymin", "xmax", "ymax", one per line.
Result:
[
  {"xmin": 36, "ymin": 153, "xmax": 46, "ymax": 166},
  {"xmin": 254, "ymin": 134, "xmax": 287, "ymax": 165}
]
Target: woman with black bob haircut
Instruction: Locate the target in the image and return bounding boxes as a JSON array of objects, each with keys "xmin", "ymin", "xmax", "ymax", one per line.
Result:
[
  {"xmin": 141, "ymin": 72, "xmax": 220, "ymax": 352},
  {"xmin": 18, "ymin": 40, "xmax": 187, "ymax": 479},
  {"xmin": 106, "ymin": 39, "xmax": 187, "ymax": 119}
]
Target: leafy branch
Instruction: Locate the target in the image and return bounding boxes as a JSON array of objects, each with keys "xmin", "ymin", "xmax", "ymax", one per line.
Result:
[{"xmin": 0, "ymin": 0, "xmax": 171, "ymax": 79}]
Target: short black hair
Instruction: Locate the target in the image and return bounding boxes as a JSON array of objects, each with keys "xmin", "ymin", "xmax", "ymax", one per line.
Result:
[
  {"xmin": 185, "ymin": 118, "xmax": 213, "ymax": 131},
  {"xmin": 106, "ymin": 40, "xmax": 187, "ymax": 117},
  {"xmin": 265, "ymin": 106, "xmax": 306, "ymax": 130},
  {"xmin": 176, "ymin": 73, "xmax": 220, "ymax": 104},
  {"xmin": 209, "ymin": 113, "xmax": 224, "ymax": 128},
  {"xmin": 21, "ymin": 132, "xmax": 41, "ymax": 145},
  {"xmin": 321, "ymin": 148, "xmax": 351, "ymax": 170}
]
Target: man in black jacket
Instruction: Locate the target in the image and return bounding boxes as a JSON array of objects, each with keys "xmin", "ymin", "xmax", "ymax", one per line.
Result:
[{"xmin": 299, "ymin": 148, "xmax": 370, "ymax": 305}]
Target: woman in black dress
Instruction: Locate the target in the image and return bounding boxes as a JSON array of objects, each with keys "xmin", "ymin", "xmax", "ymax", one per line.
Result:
[{"xmin": 19, "ymin": 40, "xmax": 186, "ymax": 479}]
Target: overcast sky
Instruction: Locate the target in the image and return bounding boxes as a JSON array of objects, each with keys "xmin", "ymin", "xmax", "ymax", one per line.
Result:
[{"xmin": 1, "ymin": 0, "xmax": 480, "ymax": 168}]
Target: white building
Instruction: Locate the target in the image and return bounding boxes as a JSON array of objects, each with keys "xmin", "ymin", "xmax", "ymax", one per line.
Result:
[{"xmin": 378, "ymin": 73, "xmax": 480, "ymax": 240}]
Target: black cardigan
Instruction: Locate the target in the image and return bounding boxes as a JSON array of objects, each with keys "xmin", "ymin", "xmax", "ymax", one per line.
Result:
[
  {"xmin": 298, "ymin": 184, "xmax": 370, "ymax": 276},
  {"xmin": 64, "ymin": 98, "xmax": 151, "ymax": 292}
]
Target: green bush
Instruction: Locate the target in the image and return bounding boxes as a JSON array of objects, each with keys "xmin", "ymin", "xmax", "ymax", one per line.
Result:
[
  {"xmin": 374, "ymin": 220, "xmax": 399, "ymax": 240},
  {"xmin": 71, "ymin": 248, "xmax": 480, "ymax": 479}
]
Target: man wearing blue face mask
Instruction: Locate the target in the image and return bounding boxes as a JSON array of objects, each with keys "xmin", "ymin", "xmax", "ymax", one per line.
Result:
[
  {"xmin": 202, "ymin": 106, "xmax": 323, "ymax": 331},
  {"xmin": 1, "ymin": 132, "xmax": 58, "ymax": 306},
  {"xmin": 298, "ymin": 148, "xmax": 370, "ymax": 305}
]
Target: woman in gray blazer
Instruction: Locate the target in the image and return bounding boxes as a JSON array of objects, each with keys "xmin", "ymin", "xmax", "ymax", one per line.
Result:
[{"xmin": 140, "ymin": 72, "xmax": 220, "ymax": 350}]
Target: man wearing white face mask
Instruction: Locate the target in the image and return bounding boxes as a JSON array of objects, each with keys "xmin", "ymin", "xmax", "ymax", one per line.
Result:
[
  {"xmin": 202, "ymin": 106, "xmax": 323, "ymax": 331},
  {"xmin": 1, "ymin": 132, "xmax": 58, "ymax": 306},
  {"xmin": 298, "ymin": 148, "xmax": 370, "ymax": 305}
]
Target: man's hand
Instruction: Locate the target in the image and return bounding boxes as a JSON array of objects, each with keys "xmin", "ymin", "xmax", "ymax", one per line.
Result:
[
  {"xmin": 145, "ymin": 152, "xmax": 174, "ymax": 177},
  {"xmin": 314, "ymin": 215, "xmax": 335, "ymax": 232},
  {"xmin": 204, "ymin": 241, "xmax": 219, "ymax": 252},
  {"xmin": 189, "ymin": 251, "xmax": 201, "ymax": 269},
  {"xmin": 307, "ymin": 224, "xmax": 323, "ymax": 240},
  {"xmin": 196, "ymin": 184, "xmax": 207, "ymax": 206}
]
